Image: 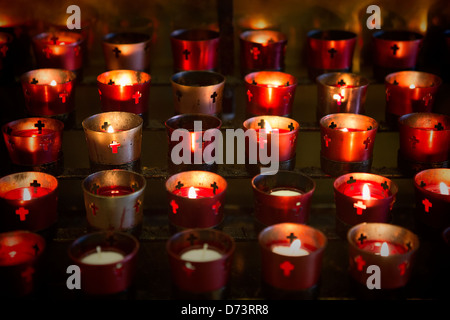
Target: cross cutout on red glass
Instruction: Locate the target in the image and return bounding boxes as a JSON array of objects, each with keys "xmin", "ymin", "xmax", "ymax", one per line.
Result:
[
  {"xmin": 113, "ymin": 47, "xmax": 121, "ymax": 58},
  {"xmin": 109, "ymin": 140, "xmax": 121, "ymax": 153},
  {"xmin": 21, "ymin": 266, "xmax": 34, "ymax": 282},
  {"xmin": 435, "ymin": 122, "xmax": 444, "ymax": 131},
  {"xmin": 355, "ymin": 255, "xmax": 366, "ymax": 271},
  {"xmin": 251, "ymin": 47, "xmax": 260, "ymax": 60},
  {"xmin": 187, "ymin": 234, "xmax": 197, "ymax": 246},
  {"xmin": 398, "ymin": 261, "xmax": 408, "ymax": 276},
  {"xmin": 34, "ymin": 120, "xmax": 45, "ymax": 134},
  {"xmin": 390, "ymin": 44, "xmax": 399, "ymax": 55},
  {"xmin": 170, "ymin": 200, "xmax": 179, "ymax": 214},
  {"xmin": 50, "ymin": 36, "xmax": 59, "ymax": 44},
  {"xmin": 16, "ymin": 207, "xmax": 29, "ymax": 221},
  {"xmin": 108, "ymin": 79, "xmax": 115, "ymax": 85},
  {"xmin": 39, "ymin": 138, "xmax": 51, "ymax": 151},
  {"xmin": 101, "ymin": 122, "xmax": 110, "ymax": 131},
  {"xmin": 410, "ymin": 136, "xmax": 419, "ymax": 148},
  {"xmin": 337, "ymin": 79, "xmax": 346, "ymax": 86},
  {"xmin": 0, "ymin": 45, "xmax": 8, "ymax": 57},
  {"xmin": 210, "ymin": 182, "xmax": 219, "ymax": 194},
  {"xmin": 43, "ymin": 47, "xmax": 53, "ymax": 59},
  {"xmin": 381, "ymin": 181, "xmax": 389, "ymax": 190},
  {"xmin": 324, "ymin": 134, "xmax": 331, "ymax": 147},
  {"xmin": 328, "ymin": 48, "xmax": 337, "ymax": 58},
  {"xmin": 30, "ymin": 78, "xmax": 39, "ymax": 85},
  {"xmin": 422, "ymin": 93, "xmax": 432, "ymax": 106},
  {"xmin": 422, "ymin": 198, "xmax": 432, "ymax": 213},
  {"xmin": 30, "ymin": 180, "xmax": 41, "ymax": 193},
  {"xmin": 280, "ymin": 261, "xmax": 294, "ymax": 277},
  {"xmin": 329, "ymin": 122, "xmax": 337, "ymax": 129},
  {"xmin": 132, "ymin": 91, "xmax": 142, "ymax": 104},
  {"xmin": 91, "ymin": 183, "xmax": 99, "ymax": 194},
  {"xmin": 33, "ymin": 243, "xmax": 40, "ymax": 256},
  {"xmin": 175, "ymin": 181, "xmax": 184, "ymax": 190},
  {"xmin": 247, "ymin": 89, "xmax": 253, "ymax": 102},
  {"xmin": 212, "ymin": 201, "xmax": 221, "ymax": 215},
  {"xmin": 90, "ymin": 203, "xmax": 98, "ymax": 216},
  {"xmin": 210, "ymin": 91, "xmax": 218, "ymax": 103},
  {"xmin": 59, "ymin": 91, "xmax": 68, "ymax": 103},
  {"xmin": 134, "ymin": 199, "xmax": 142, "ymax": 213},
  {"xmin": 363, "ymin": 137, "xmax": 371, "ymax": 150},
  {"xmin": 357, "ymin": 233, "xmax": 367, "ymax": 245},
  {"xmin": 286, "ymin": 232, "xmax": 297, "ymax": 244},
  {"xmin": 258, "ymin": 119, "xmax": 265, "ymax": 129},
  {"xmin": 354, "ymin": 201, "xmax": 367, "ymax": 215},
  {"xmin": 73, "ymin": 46, "xmax": 80, "ymax": 56},
  {"xmin": 183, "ymin": 49, "xmax": 190, "ymax": 60},
  {"xmin": 386, "ymin": 88, "xmax": 391, "ymax": 102}
]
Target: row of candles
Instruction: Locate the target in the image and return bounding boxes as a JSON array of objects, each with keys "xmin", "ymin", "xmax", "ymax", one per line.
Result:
[{"xmin": 0, "ymin": 166, "xmax": 447, "ymax": 296}]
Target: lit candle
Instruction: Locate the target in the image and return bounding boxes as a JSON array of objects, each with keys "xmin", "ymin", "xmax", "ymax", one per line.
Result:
[
  {"xmin": 269, "ymin": 188, "xmax": 303, "ymax": 197},
  {"xmin": 81, "ymin": 246, "xmax": 125, "ymax": 265},
  {"xmin": 180, "ymin": 243, "xmax": 222, "ymax": 262},
  {"xmin": 357, "ymin": 240, "xmax": 407, "ymax": 256},
  {"xmin": 3, "ymin": 186, "xmax": 52, "ymax": 200},
  {"xmin": 424, "ymin": 182, "xmax": 450, "ymax": 196},
  {"xmin": 172, "ymin": 186, "xmax": 215, "ymax": 198},
  {"xmin": 272, "ymin": 239, "xmax": 310, "ymax": 257},
  {"xmin": 96, "ymin": 185, "xmax": 134, "ymax": 197}
]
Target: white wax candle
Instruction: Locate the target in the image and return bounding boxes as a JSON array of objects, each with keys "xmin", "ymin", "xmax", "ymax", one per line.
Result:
[
  {"xmin": 269, "ymin": 189, "xmax": 302, "ymax": 197},
  {"xmin": 81, "ymin": 246, "xmax": 125, "ymax": 265},
  {"xmin": 180, "ymin": 243, "xmax": 222, "ymax": 262},
  {"xmin": 272, "ymin": 239, "xmax": 309, "ymax": 257}
]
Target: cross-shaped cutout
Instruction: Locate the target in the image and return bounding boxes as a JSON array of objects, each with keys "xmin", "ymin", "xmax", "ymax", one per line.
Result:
[
  {"xmin": 337, "ymin": 79, "xmax": 346, "ymax": 86},
  {"xmin": 324, "ymin": 134, "xmax": 331, "ymax": 147},
  {"xmin": 393, "ymin": 80, "xmax": 399, "ymax": 85},
  {"xmin": 285, "ymin": 81, "xmax": 290, "ymax": 86},
  {"xmin": 381, "ymin": 181, "xmax": 389, "ymax": 190},
  {"xmin": 435, "ymin": 122, "xmax": 444, "ymax": 131},
  {"xmin": 363, "ymin": 137, "xmax": 371, "ymax": 150},
  {"xmin": 33, "ymin": 243, "xmax": 40, "ymax": 256},
  {"xmin": 329, "ymin": 122, "xmax": 337, "ymax": 129},
  {"xmin": 16, "ymin": 207, "xmax": 29, "ymax": 221},
  {"xmin": 210, "ymin": 91, "xmax": 218, "ymax": 103},
  {"xmin": 108, "ymin": 79, "xmax": 115, "ymax": 85},
  {"xmin": 30, "ymin": 180, "xmax": 41, "ymax": 193},
  {"xmin": 357, "ymin": 233, "xmax": 367, "ymax": 245},
  {"xmin": 398, "ymin": 261, "xmax": 408, "ymax": 276},
  {"xmin": 288, "ymin": 123, "xmax": 295, "ymax": 131},
  {"xmin": 170, "ymin": 200, "xmax": 179, "ymax": 214},
  {"xmin": 422, "ymin": 198, "xmax": 432, "ymax": 213},
  {"xmin": 246, "ymin": 89, "xmax": 253, "ymax": 102},
  {"xmin": 280, "ymin": 261, "xmax": 294, "ymax": 277},
  {"xmin": 0, "ymin": 45, "xmax": 8, "ymax": 57},
  {"xmin": 91, "ymin": 183, "xmax": 100, "ymax": 194},
  {"xmin": 390, "ymin": 44, "xmax": 399, "ymax": 55},
  {"xmin": 386, "ymin": 88, "xmax": 391, "ymax": 101},
  {"xmin": 423, "ymin": 93, "xmax": 433, "ymax": 107},
  {"xmin": 286, "ymin": 232, "xmax": 297, "ymax": 244},
  {"xmin": 182, "ymin": 49, "xmax": 190, "ymax": 60},
  {"xmin": 252, "ymin": 79, "xmax": 257, "ymax": 85},
  {"xmin": 34, "ymin": 120, "xmax": 45, "ymax": 134},
  {"xmin": 367, "ymin": 126, "xmax": 373, "ymax": 131},
  {"xmin": 328, "ymin": 48, "xmax": 337, "ymax": 58},
  {"xmin": 258, "ymin": 119, "xmax": 265, "ymax": 129},
  {"xmin": 131, "ymin": 183, "xmax": 138, "ymax": 191},
  {"xmin": 73, "ymin": 46, "xmax": 80, "ymax": 56},
  {"xmin": 283, "ymin": 93, "xmax": 292, "ymax": 104},
  {"xmin": 109, "ymin": 140, "xmax": 121, "ymax": 153},
  {"xmin": 176, "ymin": 90, "xmax": 182, "ymax": 102},
  {"xmin": 355, "ymin": 255, "xmax": 366, "ymax": 271},
  {"xmin": 251, "ymin": 47, "xmax": 260, "ymax": 60},
  {"xmin": 210, "ymin": 182, "xmax": 219, "ymax": 195},
  {"xmin": 175, "ymin": 181, "xmax": 184, "ymax": 190},
  {"xmin": 43, "ymin": 47, "xmax": 52, "ymax": 59},
  {"xmin": 354, "ymin": 201, "xmax": 367, "ymax": 215},
  {"xmin": 347, "ymin": 176, "xmax": 356, "ymax": 184},
  {"xmin": 132, "ymin": 91, "xmax": 142, "ymax": 104},
  {"xmin": 134, "ymin": 199, "xmax": 142, "ymax": 213},
  {"xmin": 50, "ymin": 36, "xmax": 59, "ymax": 44},
  {"xmin": 187, "ymin": 234, "xmax": 197, "ymax": 246},
  {"xmin": 420, "ymin": 181, "xmax": 426, "ymax": 188},
  {"xmin": 40, "ymin": 138, "xmax": 51, "ymax": 152},
  {"xmin": 59, "ymin": 91, "xmax": 68, "ymax": 103},
  {"xmin": 101, "ymin": 122, "xmax": 110, "ymax": 130},
  {"xmin": 410, "ymin": 136, "xmax": 419, "ymax": 148},
  {"xmin": 212, "ymin": 201, "xmax": 221, "ymax": 215},
  {"xmin": 30, "ymin": 78, "xmax": 38, "ymax": 85},
  {"xmin": 406, "ymin": 242, "xmax": 412, "ymax": 251},
  {"xmin": 113, "ymin": 47, "xmax": 121, "ymax": 58},
  {"xmin": 90, "ymin": 203, "xmax": 98, "ymax": 216}
]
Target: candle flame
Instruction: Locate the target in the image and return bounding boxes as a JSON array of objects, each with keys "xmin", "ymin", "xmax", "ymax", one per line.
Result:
[
  {"xmin": 333, "ymin": 89, "xmax": 345, "ymax": 105},
  {"xmin": 191, "ymin": 132, "xmax": 197, "ymax": 152},
  {"xmin": 116, "ymin": 74, "xmax": 133, "ymax": 87},
  {"xmin": 265, "ymin": 120, "xmax": 273, "ymax": 133},
  {"xmin": 250, "ymin": 18, "xmax": 269, "ymax": 30},
  {"xmin": 341, "ymin": 128, "xmax": 349, "ymax": 132},
  {"xmin": 380, "ymin": 242, "xmax": 389, "ymax": 257},
  {"xmin": 409, "ymin": 84, "xmax": 416, "ymax": 89},
  {"xmin": 50, "ymin": 80, "xmax": 57, "ymax": 86},
  {"xmin": 362, "ymin": 184, "xmax": 371, "ymax": 200},
  {"xmin": 290, "ymin": 239, "xmax": 301, "ymax": 253},
  {"xmin": 188, "ymin": 186, "xmax": 198, "ymax": 199},
  {"xmin": 9, "ymin": 251, "xmax": 16, "ymax": 258},
  {"xmin": 23, "ymin": 188, "xmax": 32, "ymax": 201},
  {"xmin": 107, "ymin": 125, "xmax": 114, "ymax": 133},
  {"xmin": 439, "ymin": 182, "xmax": 449, "ymax": 195}
]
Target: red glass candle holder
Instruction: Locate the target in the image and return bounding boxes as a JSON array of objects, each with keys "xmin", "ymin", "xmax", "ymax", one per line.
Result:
[
  {"xmin": 244, "ymin": 71, "xmax": 297, "ymax": 117},
  {"xmin": 170, "ymin": 29, "xmax": 220, "ymax": 72},
  {"xmin": 68, "ymin": 231, "xmax": 139, "ymax": 296},
  {"xmin": 171, "ymin": 71, "xmax": 225, "ymax": 116},
  {"xmin": 243, "ymin": 115, "xmax": 299, "ymax": 175},
  {"xmin": 316, "ymin": 72, "xmax": 369, "ymax": 122},
  {"xmin": 258, "ymin": 223, "xmax": 327, "ymax": 298},
  {"xmin": 334, "ymin": 172, "xmax": 398, "ymax": 238},
  {"xmin": 0, "ymin": 31, "xmax": 13, "ymax": 83},
  {"xmin": 306, "ymin": 29, "xmax": 357, "ymax": 82},
  {"xmin": 166, "ymin": 228, "xmax": 235, "ymax": 299},
  {"xmin": 251, "ymin": 171, "xmax": 315, "ymax": 227},
  {"xmin": 0, "ymin": 171, "xmax": 58, "ymax": 234},
  {"xmin": 165, "ymin": 170, "xmax": 227, "ymax": 231},
  {"xmin": 82, "ymin": 169, "xmax": 146, "ymax": 237},
  {"xmin": 20, "ymin": 68, "xmax": 77, "ymax": 128},
  {"xmin": 414, "ymin": 169, "xmax": 450, "ymax": 233},
  {"xmin": 0, "ymin": 230, "xmax": 46, "ymax": 297},
  {"xmin": 165, "ymin": 113, "xmax": 222, "ymax": 173},
  {"xmin": 385, "ymin": 71, "xmax": 442, "ymax": 128},
  {"xmin": 2, "ymin": 117, "xmax": 64, "ymax": 173},
  {"xmin": 32, "ymin": 31, "xmax": 84, "ymax": 77},
  {"xmin": 320, "ymin": 113, "xmax": 378, "ymax": 177},
  {"xmin": 240, "ymin": 30, "xmax": 287, "ymax": 76},
  {"xmin": 372, "ymin": 30, "xmax": 424, "ymax": 82},
  {"xmin": 102, "ymin": 32, "xmax": 152, "ymax": 72},
  {"xmin": 82, "ymin": 111, "xmax": 143, "ymax": 172},
  {"xmin": 398, "ymin": 113, "xmax": 450, "ymax": 176},
  {"xmin": 347, "ymin": 222, "xmax": 419, "ymax": 290},
  {"xmin": 97, "ymin": 69, "xmax": 151, "ymax": 118}
]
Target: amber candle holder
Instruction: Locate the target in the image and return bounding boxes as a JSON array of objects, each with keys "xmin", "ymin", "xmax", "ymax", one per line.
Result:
[
  {"xmin": 20, "ymin": 68, "xmax": 77, "ymax": 128},
  {"xmin": 244, "ymin": 71, "xmax": 297, "ymax": 117},
  {"xmin": 306, "ymin": 29, "xmax": 357, "ymax": 82},
  {"xmin": 347, "ymin": 223, "xmax": 419, "ymax": 291},
  {"xmin": 171, "ymin": 70, "xmax": 225, "ymax": 116},
  {"xmin": 2, "ymin": 117, "xmax": 64, "ymax": 174},
  {"xmin": 68, "ymin": 231, "xmax": 139, "ymax": 296},
  {"xmin": 243, "ymin": 115, "xmax": 299, "ymax": 176},
  {"xmin": 82, "ymin": 169, "xmax": 146, "ymax": 237},
  {"xmin": 398, "ymin": 113, "xmax": 450, "ymax": 176},
  {"xmin": 240, "ymin": 30, "xmax": 287, "ymax": 76},
  {"xmin": 0, "ymin": 231, "xmax": 46, "ymax": 297},
  {"xmin": 414, "ymin": 169, "xmax": 450, "ymax": 234},
  {"xmin": 333, "ymin": 172, "xmax": 398, "ymax": 238},
  {"xmin": 165, "ymin": 113, "xmax": 222, "ymax": 173},
  {"xmin": 82, "ymin": 111, "xmax": 143, "ymax": 172},
  {"xmin": 170, "ymin": 29, "xmax": 220, "ymax": 72},
  {"xmin": 372, "ymin": 30, "xmax": 424, "ymax": 82},
  {"xmin": 385, "ymin": 71, "xmax": 442, "ymax": 128},
  {"xmin": 166, "ymin": 228, "xmax": 235, "ymax": 299},
  {"xmin": 32, "ymin": 31, "xmax": 84, "ymax": 77},
  {"xmin": 316, "ymin": 72, "xmax": 369, "ymax": 122},
  {"xmin": 165, "ymin": 170, "xmax": 227, "ymax": 232},
  {"xmin": 320, "ymin": 113, "xmax": 378, "ymax": 177},
  {"xmin": 258, "ymin": 223, "xmax": 327, "ymax": 299},
  {"xmin": 102, "ymin": 32, "xmax": 151, "ymax": 72},
  {"xmin": 0, "ymin": 171, "xmax": 58, "ymax": 235},
  {"xmin": 97, "ymin": 69, "xmax": 151, "ymax": 119},
  {"xmin": 0, "ymin": 31, "xmax": 13, "ymax": 83},
  {"xmin": 251, "ymin": 171, "xmax": 315, "ymax": 228}
]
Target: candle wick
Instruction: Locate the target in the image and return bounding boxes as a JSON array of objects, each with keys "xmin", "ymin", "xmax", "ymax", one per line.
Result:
[
  {"xmin": 96, "ymin": 246, "xmax": 102, "ymax": 258},
  {"xmin": 202, "ymin": 243, "xmax": 208, "ymax": 259}
]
